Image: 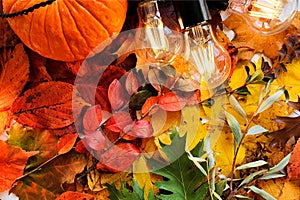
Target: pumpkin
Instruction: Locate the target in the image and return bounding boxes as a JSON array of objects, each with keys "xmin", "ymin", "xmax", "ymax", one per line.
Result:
[{"xmin": 2, "ymin": 0, "xmax": 128, "ymax": 61}]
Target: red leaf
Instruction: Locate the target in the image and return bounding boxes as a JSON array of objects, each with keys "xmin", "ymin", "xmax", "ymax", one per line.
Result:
[
  {"xmin": 141, "ymin": 96, "xmax": 159, "ymax": 116},
  {"xmin": 288, "ymin": 138, "xmax": 300, "ymax": 180},
  {"xmin": 82, "ymin": 130, "xmax": 106, "ymax": 152},
  {"xmin": 0, "ymin": 43, "xmax": 29, "ymax": 112},
  {"xmin": 0, "ymin": 141, "xmax": 37, "ymax": 192},
  {"xmin": 108, "ymin": 79, "xmax": 129, "ymax": 111},
  {"xmin": 56, "ymin": 191, "xmax": 95, "ymax": 200},
  {"xmin": 12, "ymin": 81, "xmax": 76, "ymax": 129},
  {"xmin": 83, "ymin": 105, "xmax": 102, "ymax": 131},
  {"xmin": 98, "ymin": 65, "xmax": 126, "ymax": 89},
  {"xmin": 130, "ymin": 120, "xmax": 153, "ymax": 138},
  {"xmin": 126, "ymin": 70, "xmax": 140, "ymax": 95},
  {"xmin": 96, "ymin": 143, "xmax": 140, "ymax": 172},
  {"xmin": 158, "ymin": 92, "xmax": 186, "ymax": 111},
  {"xmin": 75, "ymin": 141, "xmax": 88, "ymax": 154},
  {"xmin": 106, "ymin": 112, "xmax": 133, "ymax": 132},
  {"xmin": 56, "ymin": 133, "xmax": 78, "ymax": 155}
]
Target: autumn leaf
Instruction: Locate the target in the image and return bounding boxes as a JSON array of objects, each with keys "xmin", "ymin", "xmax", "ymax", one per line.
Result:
[
  {"xmin": 0, "ymin": 43, "xmax": 29, "ymax": 111},
  {"xmin": 108, "ymin": 79, "xmax": 129, "ymax": 111},
  {"xmin": 82, "ymin": 130, "xmax": 107, "ymax": 152},
  {"xmin": 0, "ymin": 140, "xmax": 37, "ymax": 192},
  {"xmin": 97, "ymin": 143, "xmax": 140, "ymax": 172},
  {"xmin": 12, "ymin": 151, "xmax": 87, "ymax": 200},
  {"xmin": 98, "ymin": 65, "xmax": 126, "ymax": 89},
  {"xmin": 126, "ymin": 70, "xmax": 141, "ymax": 95},
  {"xmin": 56, "ymin": 133, "xmax": 78, "ymax": 155},
  {"xmin": 158, "ymin": 92, "xmax": 186, "ymax": 111},
  {"xmin": 7, "ymin": 123, "xmax": 58, "ymax": 170},
  {"xmin": 0, "ymin": 110, "xmax": 10, "ymax": 136},
  {"xmin": 288, "ymin": 138, "xmax": 300, "ymax": 180},
  {"xmin": 106, "ymin": 112, "xmax": 133, "ymax": 133},
  {"xmin": 142, "ymin": 96, "xmax": 159, "ymax": 116},
  {"xmin": 12, "ymin": 81, "xmax": 77, "ymax": 129},
  {"xmin": 130, "ymin": 120, "xmax": 153, "ymax": 138},
  {"xmin": 83, "ymin": 105, "xmax": 103, "ymax": 131},
  {"xmin": 56, "ymin": 191, "xmax": 95, "ymax": 200}
]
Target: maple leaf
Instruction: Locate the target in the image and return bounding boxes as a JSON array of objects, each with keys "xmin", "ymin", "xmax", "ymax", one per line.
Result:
[
  {"xmin": 7, "ymin": 123, "xmax": 58, "ymax": 170},
  {"xmin": 12, "ymin": 151, "xmax": 87, "ymax": 200},
  {"xmin": 0, "ymin": 141, "xmax": 37, "ymax": 192},
  {"xmin": 12, "ymin": 81, "xmax": 81, "ymax": 129},
  {"xmin": 0, "ymin": 43, "xmax": 29, "ymax": 112}
]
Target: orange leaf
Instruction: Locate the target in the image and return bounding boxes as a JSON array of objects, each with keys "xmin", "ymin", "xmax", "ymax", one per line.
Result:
[
  {"xmin": 97, "ymin": 143, "xmax": 140, "ymax": 172},
  {"xmin": 158, "ymin": 92, "xmax": 186, "ymax": 111},
  {"xmin": 12, "ymin": 81, "xmax": 75, "ymax": 129},
  {"xmin": 0, "ymin": 141, "xmax": 37, "ymax": 192},
  {"xmin": 0, "ymin": 110, "xmax": 11, "ymax": 136},
  {"xmin": 288, "ymin": 138, "xmax": 300, "ymax": 180},
  {"xmin": 56, "ymin": 191, "xmax": 95, "ymax": 200},
  {"xmin": 142, "ymin": 96, "xmax": 159, "ymax": 116},
  {"xmin": 56, "ymin": 133, "xmax": 78, "ymax": 155},
  {"xmin": 83, "ymin": 105, "xmax": 102, "ymax": 131},
  {"xmin": 0, "ymin": 43, "xmax": 29, "ymax": 112},
  {"xmin": 75, "ymin": 140, "xmax": 88, "ymax": 154}
]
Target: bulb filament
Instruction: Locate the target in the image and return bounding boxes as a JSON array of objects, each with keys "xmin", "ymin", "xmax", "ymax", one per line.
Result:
[{"xmin": 248, "ymin": 0, "xmax": 282, "ymax": 20}]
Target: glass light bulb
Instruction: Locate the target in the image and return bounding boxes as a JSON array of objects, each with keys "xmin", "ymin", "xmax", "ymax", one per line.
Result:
[
  {"xmin": 186, "ymin": 23, "xmax": 231, "ymax": 89},
  {"xmin": 135, "ymin": 0, "xmax": 184, "ymax": 64},
  {"xmin": 228, "ymin": 0, "xmax": 298, "ymax": 35}
]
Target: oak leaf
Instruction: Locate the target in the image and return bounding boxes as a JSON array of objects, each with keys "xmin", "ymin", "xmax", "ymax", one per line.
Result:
[
  {"xmin": 97, "ymin": 143, "xmax": 140, "ymax": 172},
  {"xmin": 0, "ymin": 141, "xmax": 37, "ymax": 192},
  {"xmin": 0, "ymin": 43, "xmax": 29, "ymax": 112},
  {"xmin": 12, "ymin": 81, "xmax": 76, "ymax": 129}
]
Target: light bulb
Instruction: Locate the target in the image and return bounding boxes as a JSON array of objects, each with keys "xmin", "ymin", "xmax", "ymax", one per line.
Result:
[
  {"xmin": 173, "ymin": 0, "xmax": 231, "ymax": 89},
  {"xmin": 135, "ymin": 0, "xmax": 184, "ymax": 64},
  {"xmin": 228, "ymin": 0, "xmax": 298, "ymax": 35}
]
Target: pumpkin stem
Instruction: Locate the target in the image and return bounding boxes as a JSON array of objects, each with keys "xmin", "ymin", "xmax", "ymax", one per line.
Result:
[{"xmin": 0, "ymin": 0, "xmax": 56, "ymax": 18}]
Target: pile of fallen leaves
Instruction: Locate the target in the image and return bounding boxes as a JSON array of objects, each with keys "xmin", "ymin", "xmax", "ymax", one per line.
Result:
[{"xmin": 0, "ymin": 1, "xmax": 300, "ymax": 200}]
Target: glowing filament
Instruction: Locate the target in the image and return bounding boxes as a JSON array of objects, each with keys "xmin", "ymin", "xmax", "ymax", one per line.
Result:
[{"xmin": 248, "ymin": 0, "xmax": 282, "ymax": 20}]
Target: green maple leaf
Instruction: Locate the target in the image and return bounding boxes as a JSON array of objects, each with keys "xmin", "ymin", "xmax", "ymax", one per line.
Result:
[
  {"xmin": 152, "ymin": 135, "xmax": 208, "ymax": 200},
  {"xmin": 107, "ymin": 180, "xmax": 155, "ymax": 200}
]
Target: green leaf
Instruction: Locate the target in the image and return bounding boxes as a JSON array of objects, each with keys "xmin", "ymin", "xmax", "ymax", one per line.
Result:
[
  {"xmin": 247, "ymin": 125, "xmax": 268, "ymax": 135},
  {"xmin": 7, "ymin": 123, "xmax": 58, "ymax": 170},
  {"xmin": 259, "ymin": 173, "xmax": 286, "ymax": 180},
  {"xmin": 255, "ymin": 89, "xmax": 284, "ymax": 115},
  {"xmin": 235, "ymin": 86, "xmax": 251, "ymax": 96},
  {"xmin": 161, "ymin": 64, "xmax": 176, "ymax": 77},
  {"xmin": 225, "ymin": 112, "xmax": 242, "ymax": 152},
  {"xmin": 266, "ymin": 153, "xmax": 291, "ymax": 174},
  {"xmin": 12, "ymin": 151, "xmax": 87, "ymax": 200},
  {"xmin": 249, "ymin": 186, "xmax": 276, "ymax": 200},
  {"xmin": 239, "ymin": 169, "xmax": 267, "ymax": 187},
  {"xmin": 215, "ymin": 180, "xmax": 227, "ymax": 196},
  {"xmin": 107, "ymin": 180, "xmax": 155, "ymax": 200},
  {"xmin": 152, "ymin": 135, "xmax": 208, "ymax": 200},
  {"xmin": 234, "ymin": 194, "xmax": 253, "ymax": 199},
  {"xmin": 229, "ymin": 94, "xmax": 247, "ymax": 119},
  {"xmin": 236, "ymin": 160, "xmax": 268, "ymax": 170}
]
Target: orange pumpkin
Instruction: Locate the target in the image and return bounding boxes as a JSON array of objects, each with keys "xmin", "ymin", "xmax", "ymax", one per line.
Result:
[{"xmin": 3, "ymin": 0, "xmax": 128, "ymax": 61}]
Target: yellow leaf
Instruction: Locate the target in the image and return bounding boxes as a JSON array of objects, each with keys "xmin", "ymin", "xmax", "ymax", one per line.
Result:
[
  {"xmin": 276, "ymin": 59, "xmax": 300, "ymax": 101},
  {"xmin": 213, "ymin": 127, "xmax": 246, "ymax": 176},
  {"xmin": 150, "ymin": 109, "xmax": 181, "ymax": 137},
  {"xmin": 133, "ymin": 156, "xmax": 154, "ymax": 200},
  {"xmin": 0, "ymin": 110, "xmax": 10, "ymax": 136},
  {"xmin": 157, "ymin": 132, "xmax": 172, "ymax": 145},
  {"xmin": 87, "ymin": 170, "xmax": 102, "ymax": 192}
]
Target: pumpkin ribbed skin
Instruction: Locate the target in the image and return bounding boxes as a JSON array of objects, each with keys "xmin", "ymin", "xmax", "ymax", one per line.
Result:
[{"xmin": 3, "ymin": 0, "xmax": 128, "ymax": 61}]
